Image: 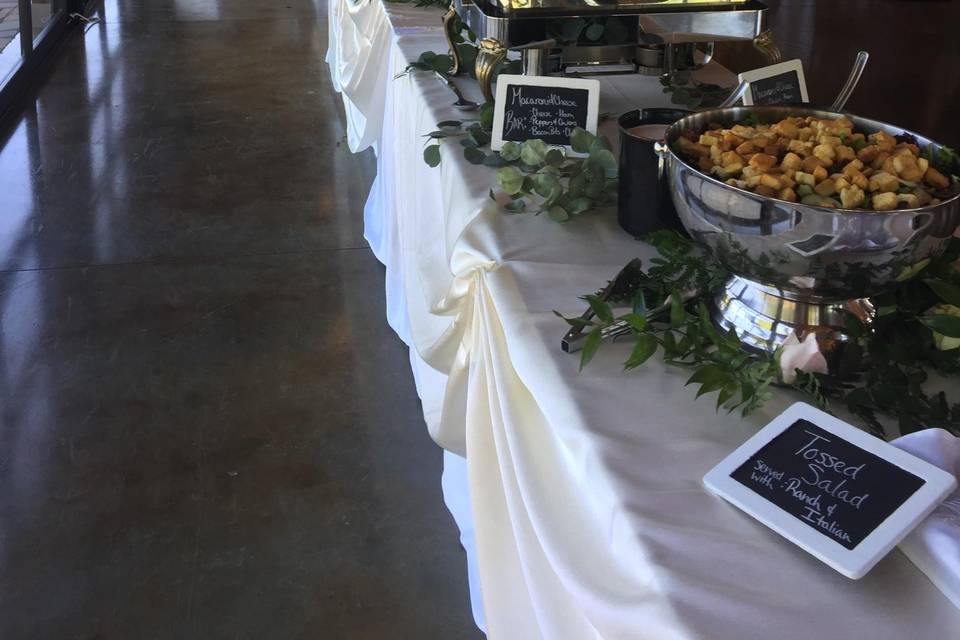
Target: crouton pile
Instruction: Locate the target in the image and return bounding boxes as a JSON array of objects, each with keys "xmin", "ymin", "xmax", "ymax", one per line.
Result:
[{"xmin": 674, "ymin": 115, "xmax": 953, "ymax": 211}]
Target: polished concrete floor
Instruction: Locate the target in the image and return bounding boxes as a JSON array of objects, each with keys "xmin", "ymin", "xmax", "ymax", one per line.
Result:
[{"xmin": 0, "ymin": 1, "xmax": 478, "ymax": 638}]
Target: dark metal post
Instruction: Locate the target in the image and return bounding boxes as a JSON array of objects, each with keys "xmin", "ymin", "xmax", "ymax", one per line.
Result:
[{"xmin": 18, "ymin": 0, "xmax": 33, "ymax": 57}]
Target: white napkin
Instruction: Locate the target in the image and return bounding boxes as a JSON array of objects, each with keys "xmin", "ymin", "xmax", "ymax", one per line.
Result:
[{"xmin": 891, "ymin": 428, "xmax": 960, "ymax": 610}]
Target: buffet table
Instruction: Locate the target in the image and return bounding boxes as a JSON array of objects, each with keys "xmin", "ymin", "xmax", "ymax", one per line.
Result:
[{"xmin": 327, "ymin": 2, "xmax": 960, "ymax": 637}]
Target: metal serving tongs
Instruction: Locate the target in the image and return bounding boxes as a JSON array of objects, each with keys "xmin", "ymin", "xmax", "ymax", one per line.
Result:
[
  {"xmin": 718, "ymin": 50, "xmax": 870, "ymax": 111},
  {"xmin": 561, "ymin": 260, "xmax": 700, "ymax": 353}
]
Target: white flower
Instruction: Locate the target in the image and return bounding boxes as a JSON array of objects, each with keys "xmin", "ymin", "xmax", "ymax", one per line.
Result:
[{"xmin": 780, "ymin": 331, "xmax": 829, "ymax": 383}]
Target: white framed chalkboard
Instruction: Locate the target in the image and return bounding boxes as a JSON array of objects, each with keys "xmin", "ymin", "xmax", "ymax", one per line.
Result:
[
  {"xmin": 491, "ymin": 75, "xmax": 600, "ymax": 152},
  {"xmin": 704, "ymin": 402, "xmax": 957, "ymax": 579},
  {"xmin": 738, "ymin": 59, "xmax": 809, "ymax": 106}
]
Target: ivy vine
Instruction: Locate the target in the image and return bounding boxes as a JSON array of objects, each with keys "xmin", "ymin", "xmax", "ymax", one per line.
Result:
[{"xmin": 563, "ymin": 231, "xmax": 960, "ymax": 439}]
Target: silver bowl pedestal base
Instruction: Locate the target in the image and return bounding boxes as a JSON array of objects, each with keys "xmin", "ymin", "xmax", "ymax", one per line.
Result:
[{"xmin": 714, "ymin": 275, "xmax": 875, "ymax": 353}]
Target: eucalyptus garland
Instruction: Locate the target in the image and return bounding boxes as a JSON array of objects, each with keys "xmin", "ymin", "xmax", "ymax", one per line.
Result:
[
  {"xmin": 561, "ymin": 231, "xmax": 960, "ymax": 439},
  {"xmin": 491, "ymin": 129, "xmax": 618, "ymax": 221},
  {"xmin": 423, "ymin": 125, "xmax": 618, "ymax": 220}
]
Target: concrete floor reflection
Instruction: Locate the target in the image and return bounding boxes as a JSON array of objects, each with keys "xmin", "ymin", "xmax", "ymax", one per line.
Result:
[{"xmin": 0, "ymin": 1, "xmax": 477, "ymax": 638}]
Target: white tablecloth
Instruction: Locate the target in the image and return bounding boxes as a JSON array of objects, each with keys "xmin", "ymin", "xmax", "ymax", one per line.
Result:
[
  {"xmin": 328, "ymin": 6, "xmax": 960, "ymax": 638},
  {"xmin": 325, "ymin": 0, "xmax": 443, "ymax": 152}
]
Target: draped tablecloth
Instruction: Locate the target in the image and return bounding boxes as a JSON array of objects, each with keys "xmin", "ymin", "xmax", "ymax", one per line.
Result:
[
  {"xmin": 328, "ymin": 7, "xmax": 960, "ymax": 639},
  {"xmin": 325, "ymin": 0, "xmax": 443, "ymax": 152}
]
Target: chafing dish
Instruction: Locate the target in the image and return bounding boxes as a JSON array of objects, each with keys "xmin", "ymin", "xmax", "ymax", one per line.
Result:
[{"xmin": 444, "ymin": 0, "xmax": 777, "ymax": 101}]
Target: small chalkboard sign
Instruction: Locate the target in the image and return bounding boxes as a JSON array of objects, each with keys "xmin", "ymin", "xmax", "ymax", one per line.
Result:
[
  {"xmin": 704, "ymin": 403, "xmax": 957, "ymax": 578},
  {"xmin": 738, "ymin": 59, "xmax": 809, "ymax": 106},
  {"xmin": 491, "ymin": 75, "xmax": 600, "ymax": 152}
]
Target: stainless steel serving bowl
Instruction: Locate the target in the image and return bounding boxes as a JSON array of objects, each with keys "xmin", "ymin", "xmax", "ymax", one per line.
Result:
[{"xmin": 658, "ymin": 105, "xmax": 960, "ymax": 350}]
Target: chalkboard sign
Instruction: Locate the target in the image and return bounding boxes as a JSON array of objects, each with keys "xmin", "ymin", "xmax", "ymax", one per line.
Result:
[
  {"xmin": 738, "ymin": 59, "xmax": 809, "ymax": 106},
  {"xmin": 730, "ymin": 419, "xmax": 924, "ymax": 550},
  {"xmin": 704, "ymin": 403, "xmax": 957, "ymax": 578},
  {"xmin": 491, "ymin": 75, "xmax": 600, "ymax": 152}
]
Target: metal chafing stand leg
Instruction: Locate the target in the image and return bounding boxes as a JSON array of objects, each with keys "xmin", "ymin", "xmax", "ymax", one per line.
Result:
[
  {"xmin": 515, "ymin": 39, "xmax": 557, "ymax": 76},
  {"xmin": 442, "ymin": 7, "xmax": 462, "ymax": 76},
  {"xmin": 475, "ymin": 38, "xmax": 507, "ymax": 103},
  {"xmin": 522, "ymin": 48, "xmax": 547, "ymax": 76}
]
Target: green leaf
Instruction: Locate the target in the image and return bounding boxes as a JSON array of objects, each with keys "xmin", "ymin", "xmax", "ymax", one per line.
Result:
[
  {"xmin": 470, "ymin": 129, "xmax": 491, "ymax": 147},
  {"xmin": 567, "ymin": 197, "xmax": 593, "ymax": 215},
  {"xmin": 423, "ymin": 144, "xmax": 441, "ymax": 167},
  {"xmin": 697, "ymin": 302, "xmax": 723, "ymax": 344},
  {"xmin": 921, "ymin": 314, "xmax": 960, "ymax": 338},
  {"xmin": 553, "ymin": 310, "xmax": 593, "ymax": 329},
  {"xmin": 464, "ymin": 147, "xmax": 487, "ymax": 165},
  {"xmin": 425, "ymin": 130, "xmax": 452, "ymax": 139},
  {"xmin": 479, "ymin": 102, "xmax": 495, "ymax": 130},
  {"xmin": 568, "ymin": 173, "xmax": 587, "ymax": 199},
  {"xmin": 570, "ymin": 127, "xmax": 595, "ymax": 154},
  {"xmin": 557, "ymin": 18, "xmax": 586, "ymax": 44},
  {"xmin": 926, "ymin": 280, "xmax": 960, "ymax": 307},
  {"xmin": 496, "ymin": 166, "xmax": 524, "ymax": 195},
  {"xmin": 588, "ymin": 136, "xmax": 612, "ymax": 154},
  {"xmin": 584, "ymin": 23, "xmax": 604, "ymax": 42},
  {"xmin": 456, "ymin": 43, "xmax": 477, "ymax": 73},
  {"xmin": 669, "ymin": 290, "xmax": 685, "ymax": 329},
  {"xmin": 584, "ymin": 173, "xmax": 604, "ymax": 199},
  {"xmin": 545, "ymin": 148, "xmax": 565, "ymax": 167},
  {"xmin": 417, "ymin": 53, "xmax": 454, "ymax": 75},
  {"xmin": 521, "ymin": 139, "xmax": 548, "ymax": 165},
  {"xmin": 547, "ymin": 205, "xmax": 570, "ymax": 222},
  {"xmin": 716, "ymin": 382, "xmax": 739, "ymax": 410},
  {"xmin": 685, "ymin": 364, "xmax": 726, "ymax": 388},
  {"xmin": 589, "ymin": 148, "xmax": 618, "ymax": 179},
  {"xmin": 694, "ymin": 375, "xmax": 731, "ymax": 399},
  {"xmin": 500, "ymin": 141, "xmax": 522, "ymax": 162},
  {"xmin": 580, "ymin": 327, "xmax": 602, "ymax": 370},
  {"xmin": 503, "ymin": 199, "xmax": 527, "ymax": 213},
  {"xmin": 483, "ymin": 154, "xmax": 509, "ymax": 168},
  {"xmin": 584, "ymin": 295, "xmax": 614, "ymax": 324},
  {"xmin": 625, "ymin": 334, "xmax": 658, "ymax": 369},
  {"xmin": 531, "ymin": 173, "xmax": 562, "ymax": 199},
  {"xmin": 460, "ymin": 136, "xmax": 479, "ymax": 148},
  {"xmin": 660, "ymin": 329, "xmax": 677, "ymax": 356},
  {"xmin": 621, "ymin": 313, "xmax": 647, "ymax": 332},
  {"xmin": 437, "ymin": 120, "xmax": 462, "ymax": 128}
]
